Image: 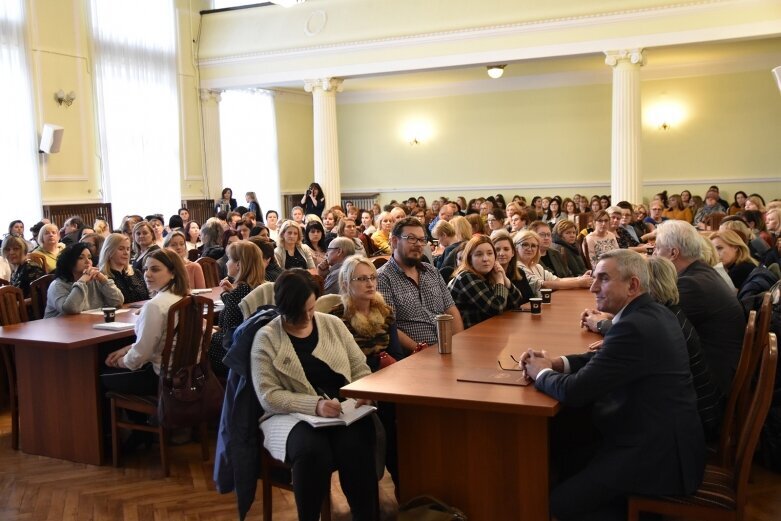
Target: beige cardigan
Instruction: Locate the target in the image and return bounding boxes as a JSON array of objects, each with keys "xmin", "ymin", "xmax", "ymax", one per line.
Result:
[{"xmin": 251, "ymin": 312, "xmax": 371, "ymax": 460}]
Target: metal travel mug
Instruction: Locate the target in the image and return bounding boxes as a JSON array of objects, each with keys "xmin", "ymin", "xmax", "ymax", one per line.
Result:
[{"xmin": 435, "ymin": 314, "xmax": 454, "ymax": 354}]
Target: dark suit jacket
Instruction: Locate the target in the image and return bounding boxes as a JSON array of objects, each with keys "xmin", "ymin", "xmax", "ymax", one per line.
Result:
[
  {"xmin": 535, "ymin": 293, "xmax": 705, "ymax": 496},
  {"xmin": 678, "ymin": 260, "xmax": 745, "ymax": 396}
]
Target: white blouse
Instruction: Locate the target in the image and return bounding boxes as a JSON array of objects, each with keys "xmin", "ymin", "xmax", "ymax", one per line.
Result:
[{"xmin": 123, "ymin": 290, "xmax": 183, "ymax": 374}]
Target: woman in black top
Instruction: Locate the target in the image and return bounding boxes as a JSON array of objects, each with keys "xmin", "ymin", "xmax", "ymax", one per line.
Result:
[
  {"xmin": 100, "ymin": 233, "xmax": 149, "ymax": 303},
  {"xmin": 491, "ymin": 231, "xmax": 533, "ymax": 306},
  {"xmin": 131, "ymin": 221, "xmax": 160, "ymax": 272},
  {"xmin": 1, "ymin": 235, "xmax": 45, "ymax": 298},
  {"xmin": 300, "ymin": 182, "xmax": 325, "ymax": 217},
  {"xmin": 710, "ymin": 229, "xmax": 758, "ymax": 291},
  {"xmin": 215, "ymin": 187, "xmax": 237, "ymax": 214},
  {"xmin": 551, "ymin": 220, "xmax": 588, "ymax": 276}
]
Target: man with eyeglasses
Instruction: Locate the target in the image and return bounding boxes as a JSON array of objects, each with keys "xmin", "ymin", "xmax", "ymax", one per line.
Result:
[
  {"xmin": 530, "ymin": 220, "xmax": 572, "ymax": 278},
  {"xmin": 377, "ymin": 217, "xmax": 464, "ymax": 354},
  {"xmin": 316, "ymin": 237, "xmax": 355, "ymax": 294}
]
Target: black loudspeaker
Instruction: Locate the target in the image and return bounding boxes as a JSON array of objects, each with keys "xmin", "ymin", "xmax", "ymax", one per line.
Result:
[{"xmin": 39, "ymin": 123, "xmax": 64, "ymax": 154}]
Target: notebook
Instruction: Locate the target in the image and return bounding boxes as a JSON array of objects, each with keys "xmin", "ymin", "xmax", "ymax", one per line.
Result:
[
  {"xmin": 93, "ymin": 322, "xmax": 135, "ymax": 331},
  {"xmin": 291, "ymin": 398, "xmax": 376, "ymax": 428},
  {"xmin": 457, "ymin": 368, "xmax": 532, "ymax": 387},
  {"xmin": 191, "ymin": 288, "xmax": 213, "ymax": 295}
]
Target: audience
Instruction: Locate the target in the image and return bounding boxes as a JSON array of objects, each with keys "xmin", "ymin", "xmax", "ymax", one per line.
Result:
[
  {"xmin": 99, "ymin": 233, "xmax": 149, "ymax": 303},
  {"xmin": 710, "ymin": 229, "xmax": 758, "ymax": 292},
  {"xmin": 131, "ymin": 221, "xmax": 160, "ymax": 271},
  {"xmin": 33, "ymin": 223, "xmax": 64, "ymax": 273},
  {"xmin": 551, "ymin": 220, "xmax": 588, "ymax": 276},
  {"xmin": 514, "ymin": 230, "xmax": 593, "ymax": 296},
  {"xmin": 316, "ymin": 236, "xmax": 354, "ymax": 295},
  {"xmin": 1, "ymin": 235, "xmax": 45, "ymax": 297}
]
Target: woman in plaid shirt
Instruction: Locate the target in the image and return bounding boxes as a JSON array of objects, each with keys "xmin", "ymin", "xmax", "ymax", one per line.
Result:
[{"xmin": 447, "ymin": 235, "xmax": 523, "ymax": 329}]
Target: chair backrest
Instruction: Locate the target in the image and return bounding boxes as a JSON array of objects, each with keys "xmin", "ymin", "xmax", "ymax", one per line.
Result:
[
  {"xmin": 239, "ymin": 281, "xmax": 275, "ymax": 320},
  {"xmin": 195, "ymin": 257, "xmax": 220, "ymax": 288},
  {"xmin": 159, "ymin": 295, "xmax": 215, "ymax": 376},
  {"xmin": 314, "ymin": 294, "xmax": 341, "ymax": 313},
  {"xmin": 0, "ymin": 278, "xmax": 10, "ymax": 286},
  {"xmin": 311, "ymin": 273, "xmax": 325, "ymax": 294},
  {"xmin": 717, "ymin": 309, "xmax": 757, "ymax": 467},
  {"xmin": 741, "ymin": 293, "xmax": 774, "ymax": 416},
  {"xmin": 579, "ymin": 235, "xmax": 592, "ymax": 270},
  {"xmin": 0, "ymin": 286, "xmax": 28, "ymax": 326},
  {"xmin": 704, "ymin": 212, "xmax": 725, "ymax": 231},
  {"xmin": 371, "ymin": 256, "xmax": 388, "ymax": 269},
  {"xmin": 29, "ymin": 274, "xmax": 55, "ymax": 321},
  {"xmin": 734, "ymin": 333, "xmax": 777, "ymax": 511}
]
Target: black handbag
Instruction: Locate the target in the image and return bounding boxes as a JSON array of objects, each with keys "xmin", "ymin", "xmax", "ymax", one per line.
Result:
[
  {"xmin": 397, "ymin": 495, "xmax": 467, "ymax": 521},
  {"xmin": 158, "ymin": 359, "xmax": 224, "ymax": 429}
]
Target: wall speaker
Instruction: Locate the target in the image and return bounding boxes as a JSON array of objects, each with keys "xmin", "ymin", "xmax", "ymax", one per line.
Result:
[{"xmin": 39, "ymin": 123, "xmax": 64, "ymax": 154}]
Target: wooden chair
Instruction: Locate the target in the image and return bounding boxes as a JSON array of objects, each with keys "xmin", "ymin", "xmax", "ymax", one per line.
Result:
[
  {"xmin": 579, "ymin": 235, "xmax": 592, "ymax": 271},
  {"xmin": 715, "ymin": 310, "xmax": 757, "ymax": 467},
  {"xmin": 107, "ymin": 296, "xmax": 216, "ymax": 476},
  {"xmin": 0, "ymin": 278, "xmax": 10, "ymax": 286},
  {"xmin": 371, "ymin": 256, "xmax": 389, "ymax": 269},
  {"xmin": 196, "ymin": 257, "xmax": 220, "ymax": 288},
  {"xmin": 0, "ymin": 286, "xmax": 29, "ymax": 450},
  {"xmin": 628, "ymin": 333, "xmax": 777, "ymax": 521},
  {"xmin": 315, "ymin": 294, "xmax": 341, "ymax": 313},
  {"xmin": 29, "ymin": 274, "xmax": 55, "ymax": 320},
  {"xmin": 311, "ymin": 273, "xmax": 325, "ymax": 294},
  {"xmin": 259, "ymin": 434, "xmax": 332, "ymax": 521}
]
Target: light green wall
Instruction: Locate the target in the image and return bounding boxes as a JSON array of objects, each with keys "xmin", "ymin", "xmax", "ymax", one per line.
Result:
[
  {"xmin": 275, "ymin": 93, "xmax": 314, "ymax": 194},
  {"xmin": 337, "ymin": 69, "xmax": 781, "ymax": 205}
]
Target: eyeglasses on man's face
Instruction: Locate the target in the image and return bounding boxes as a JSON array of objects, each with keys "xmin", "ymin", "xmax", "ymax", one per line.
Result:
[
  {"xmin": 351, "ymin": 275, "xmax": 378, "ymax": 283},
  {"xmin": 400, "ymin": 234, "xmax": 426, "ymax": 245}
]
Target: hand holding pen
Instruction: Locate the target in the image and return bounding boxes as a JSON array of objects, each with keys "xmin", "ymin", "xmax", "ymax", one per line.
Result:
[{"xmin": 315, "ymin": 389, "xmax": 342, "ymax": 418}]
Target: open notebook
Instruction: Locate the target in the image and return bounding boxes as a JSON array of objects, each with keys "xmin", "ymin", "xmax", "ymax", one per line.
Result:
[
  {"xmin": 291, "ymin": 398, "xmax": 376, "ymax": 428},
  {"xmin": 93, "ymin": 322, "xmax": 135, "ymax": 331}
]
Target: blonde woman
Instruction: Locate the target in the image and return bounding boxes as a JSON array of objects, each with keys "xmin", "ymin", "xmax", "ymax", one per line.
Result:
[
  {"xmin": 275, "ymin": 219, "xmax": 316, "ymax": 270},
  {"xmin": 371, "ymin": 211, "xmax": 394, "ymax": 255},
  {"xmin": 32, "ymin": 223, "xmax": 65, "ymax": 273},
  {"xmin": 514, "ymin": 230, "xmax": 592, "ymax": 297},
  {"xmin": 697, "ymin": 235, "xmax": 734, "ymax": 290},
  {"xmin": 93, "ymin": 218, "xmax": 111, "ymax": 238},
  {"xmin": 164, "ymin": 230, "xmax": 206, "ymax": 289},
  {"xmin": 131, "ymin": 221, "xmax": 160, "ymax": 271},
  {"xmin": 209, "ymin": 241, "xmax": 268, "ymax": 376},
  {"xmin": 710, "ymin": 229, "xmax": 758, "ymax": 292},
  {"xmin": 439, "ymin": 216, "xmax": 474, "ymax": 270},
  {"xmin": 99, "ymin": 233, "xmax": 149, "ymax": 303}
]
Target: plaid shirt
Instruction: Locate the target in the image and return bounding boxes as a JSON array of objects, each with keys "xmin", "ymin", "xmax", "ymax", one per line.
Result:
[
  {"xmin": 377, "ymin": 256, "xmax": 455, "ymax": 345},
  {"xmin": 447, "ymin": 271, "xmax": 520, "ymax": 329}
]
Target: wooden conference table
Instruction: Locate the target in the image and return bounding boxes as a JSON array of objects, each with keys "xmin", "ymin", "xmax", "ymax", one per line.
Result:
[
  {"xmin": 342, "ymin": 289, "xmax": 600, "ymax": 521},
  {"xmin": 0, "ymin": 287, "xmax": 222, "ymax": 465}
]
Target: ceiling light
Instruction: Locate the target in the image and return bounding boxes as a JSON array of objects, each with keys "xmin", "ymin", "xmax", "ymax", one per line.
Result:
[{"xmin": 486, "ymin": 65, "xmax": 506, "ymax": 79}]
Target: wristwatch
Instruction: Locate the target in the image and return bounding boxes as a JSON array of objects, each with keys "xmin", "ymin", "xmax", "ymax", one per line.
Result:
[
  {"xmin": 413, "ymin": 342, "xmax": 429, "ymax": 353},
  {"xmin": 596, "ymin": 319, "xmax": 608, "ymax": 335}
]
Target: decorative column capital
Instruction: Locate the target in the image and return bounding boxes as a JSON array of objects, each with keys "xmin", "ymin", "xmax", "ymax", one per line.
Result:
[
  {"xmin": 304, "ymin": 78, "xmax": 344, "ymax": 93},
  {"xmin": 199, "ymin": 89, "xmax": 223, "ymax": 103},
  {"xmin": 604, "ymin": 49, "xmax": 645, "ymax": 68}
]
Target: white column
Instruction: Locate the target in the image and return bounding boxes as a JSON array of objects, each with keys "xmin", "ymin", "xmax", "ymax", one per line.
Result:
[
  {"xmin": 304, "ymin": 78, "xmax": 343, "ymax": 209},
  {"xmin": 200, "ymin": 89, "xmax": 223, "ymax": 200},
  {"xmin": 605, "ymin": 49, "xmax": 644, "ymax": 204}
]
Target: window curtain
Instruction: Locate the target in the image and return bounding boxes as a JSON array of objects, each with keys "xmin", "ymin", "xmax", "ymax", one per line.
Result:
[
  {"xmin": 0, "ymin": 0, "xmax": 42, "ymax": 235},
  {"xmin": 219, "ymin": 89, "xmax": 282, "ymax": 219},
  {"xmin": 89, "ymin": 0, "xmax": 181, "ymax": 228}
]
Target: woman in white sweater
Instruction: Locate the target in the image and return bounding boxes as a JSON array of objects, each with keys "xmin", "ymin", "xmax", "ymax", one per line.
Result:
[
  {"xmin": 251, "ymin": 269, "xmax": 378, "ymax": 521},
  {"xmin": 102, "ymin": 249, "xmax": 190, "ymax": 395}
]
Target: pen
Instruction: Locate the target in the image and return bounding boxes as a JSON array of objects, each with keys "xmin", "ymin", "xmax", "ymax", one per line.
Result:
[{"xmin": 317, "ymin": 388, "xmax": 343, "ymax": 414}]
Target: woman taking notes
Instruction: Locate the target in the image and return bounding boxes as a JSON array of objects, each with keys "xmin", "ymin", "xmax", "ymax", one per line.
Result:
[{"xmin": 251, "ymin": 270, "xmax": 378, "ymax": 521}]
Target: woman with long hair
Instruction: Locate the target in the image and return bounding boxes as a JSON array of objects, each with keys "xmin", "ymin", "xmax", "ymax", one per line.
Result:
[
  {"xmin": 245, "ymin": 191, "xmax": 263, "ymax": 222},
  {"xmin": 102, "ymin": 249, "xmax": 190, "ymax": 394},
  {"xmin": 303, "ymin": 221, "xmax": 328, "ymax": 266},
  {"xmin": 300, "ymin": 182, "xmax": 326, "ymax": 217},
  {"xmin": 131, "ymin": 221, "xmax": 160, "ymax": 271},
  {"xmin": 542, "ymin": 197, "xmax": 565, "ymax": 226},
  {"xmin": 729, "ymin": 191, "xmax": 747, "ymax": 215},
  {"xmin": 45, "ymin": 242, "xmax": 124, "ymax": 318},
  {"xmin": 275, "ymin": 220, "xmax": 316, "ymax": 270},
  {"xmin": 514, "ymin": 230, "xmax": 592, "ymax": 297},
  {"xmin": 335, "ymin": 217, "xmax": 367, "ymax": 256},
  {"xmin": 448, "ymin": 235, "xmax": 521, "ymax": 329},
  {"xmin": 99, "ymin": 233, "xmax": 149, "ymax": 303},
  {"xmin": 370, "ymin": 211, "xmax": 394, "ymax": 255},
  {"xmin": 209, "ymin": 241, "xmax": 268, "ymax": 376},
  {"xmin": 252, "ymin": 269, "xmax": 378, "ymax": 521},
  {"xmin": 215, "ymin": 187, "xmax": 238, "ymax": 214},
  {"xmin": 184, "ymin": 221, "xmax": 201, "ymax": 251},
  {"xmin": 663, "ymin": 194, "xmax": 694, "ymax": 223},
  {"xmin": 164, "ymin": 230, "xmax": 206, "ymax": 289},
  {"xmin": 562, "ymin": 198, "xmax": 578, "ymax": 222},
  {"xmin": 491, "ymin": 230, "xmax": 533, "ymax": 306}
]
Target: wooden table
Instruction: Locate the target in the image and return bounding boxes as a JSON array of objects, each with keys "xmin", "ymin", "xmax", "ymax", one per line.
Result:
[
  {"xmin": 0, "ymin": 288, "xmax": 222, "ymax": 465},
  {"xmin": 342, "ymin": 289, "xmax": 600, "ymax": 521}
]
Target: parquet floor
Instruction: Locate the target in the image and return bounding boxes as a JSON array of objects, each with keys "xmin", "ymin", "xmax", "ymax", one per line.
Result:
[{"xmin": 1, "ymin": 409, "xmax": 781, "ymax": 520}]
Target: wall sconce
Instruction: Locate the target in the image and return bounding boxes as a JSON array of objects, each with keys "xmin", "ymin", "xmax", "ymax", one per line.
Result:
[
  {"xmin": 402, "ymin": 119, "xmax": 433, "ymax": 146},
  {"xmin": 644, "ymin": 100, "xmax": 686, "ymax": 131},
  {"xmin": 55, "ymin": 89, "xmax": 76, "ymax": 107},
  {"xmin": 486, "ymin": 65, "xmax": 506, "ymax": 79}
]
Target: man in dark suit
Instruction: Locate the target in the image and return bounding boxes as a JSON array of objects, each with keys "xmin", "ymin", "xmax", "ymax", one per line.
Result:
[
  {"xmin": 654, "ymin": 219, "xmax": 745, "ymax": 396},
  {"xmin": 523, "ymin": 249, "xmax": 705, "ymax": 521}
]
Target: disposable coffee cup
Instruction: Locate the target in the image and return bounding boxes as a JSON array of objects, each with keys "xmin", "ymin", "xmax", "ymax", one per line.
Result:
[
  {"xmin": 102, "ymin": 307, "xmax": 116, "ymax": 323},
  {"xmin": 646, "ymin": 246, "xmax": 654, "ymax": 256},
  {"xmin": 529, "ymin": 298, "xmax": 542, "ymax": 315},
  {"xmin": 435, "ymin": 314, "xmax": 454, "ymax": 354},
  {"xmin": 540, "ymin": 288, "xmax": 552, "ymax": 304}
]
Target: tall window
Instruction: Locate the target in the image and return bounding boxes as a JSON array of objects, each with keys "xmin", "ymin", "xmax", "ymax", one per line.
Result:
[
  {"xmin": 90, "ymin": 0, "xmax": 181, "ymax": 227},
  {"xmin": 219, "ymin": 89, "xmax": 282, "ymax": 218},
  {"xmin": 0, "ymin": 0, "xmax": 42, "ymax": 232}
]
